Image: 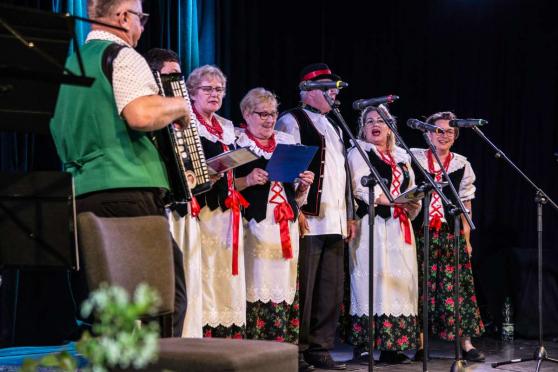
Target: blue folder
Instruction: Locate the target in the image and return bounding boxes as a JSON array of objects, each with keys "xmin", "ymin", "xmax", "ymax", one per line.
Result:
[{"xmin": 265, "ymin": 144, "xmax": 318, "ymax": 183}]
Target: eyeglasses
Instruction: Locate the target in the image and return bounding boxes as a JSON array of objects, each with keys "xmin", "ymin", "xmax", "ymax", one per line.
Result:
[
  {"xmin": 434, "ymin": 129, "xmax": 456, "ymax": 137},
  {"xmin": 196, "ymin": 86, "xmax": 225, "ymax": 95},
  {"xmin": 364, "ymin": 118, "xmax": 386, "ymax": 126},
  {"xmin": 252, "ymin": 111, "xmax": 278, "ymax": 120},
  {"xmin": 117, "ymin": 9, "xmax": 150, "ymax": 26}
]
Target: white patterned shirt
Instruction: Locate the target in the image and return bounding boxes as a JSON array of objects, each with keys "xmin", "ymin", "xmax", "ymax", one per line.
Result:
[{"xmin": 85, "ymin": 30, "xmax": 159, "ymax": 114}]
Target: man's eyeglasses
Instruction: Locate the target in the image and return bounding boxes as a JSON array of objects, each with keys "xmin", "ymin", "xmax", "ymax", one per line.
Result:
[
  {"xmin": 252, "ymin": 111, "xmax": 278, "ymax": 120},
  {"xmin": 118, "ymin": 9, "xmax": 150, "ymax": 26},
  {"xmin": 364, "ymin": 118, "xmax": 386, "ymax": 126},
  {"xmin": 197, "ymin": 86, "xmax": 225, "ymax": 95}
]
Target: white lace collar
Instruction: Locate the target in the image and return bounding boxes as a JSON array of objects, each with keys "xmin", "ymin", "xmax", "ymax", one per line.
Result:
[
  {"xmin": 236, "ymin": 129, "xmax": 295, "ymax": 159},
  {"xmin": 410, "ymin": 148, "xmax": 468, "ymax": 173},
  {"xmin": 196, "ymin": 113, "xmax": 236, "ymax": 145}
]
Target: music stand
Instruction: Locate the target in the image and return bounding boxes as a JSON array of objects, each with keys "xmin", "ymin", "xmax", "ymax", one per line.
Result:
[
  {"xmin": 0, "ymin": 172, "xmax": 78, "ymax": 269},
  {"xmin": 0, "ymin": 3, "xmax": 94, "ymax": 134}
]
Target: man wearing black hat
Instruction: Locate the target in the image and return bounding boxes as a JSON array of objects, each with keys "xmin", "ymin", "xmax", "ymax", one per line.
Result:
[{"xmin": 276, "ymin": 63, "xmax": 356, "ymax": 370}]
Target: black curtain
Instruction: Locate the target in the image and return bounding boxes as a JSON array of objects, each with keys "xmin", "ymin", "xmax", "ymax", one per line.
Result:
[
  {"xmin": 2, "ymin": 0, "xmax": 557, "ymax": 344},
  {"xmin": 217, "ymin": 0, "xmax": 558, "ymax": 337}
]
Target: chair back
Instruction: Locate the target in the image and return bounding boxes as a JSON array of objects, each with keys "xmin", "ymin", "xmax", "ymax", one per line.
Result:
[{"xmin": 76, "ymin": 212, "xmax": 175, "ymax": 317}]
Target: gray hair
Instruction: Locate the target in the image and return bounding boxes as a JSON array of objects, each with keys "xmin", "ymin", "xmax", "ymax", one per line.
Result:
[
  {"xmin": 186, "ymin": 65, "xmax": 227, "ymax": 97},
  {"xmin": 240, "ymin": 88, "xmax": 279, "ymax": 115},
  {"xmin": 88, "ymin": 0, "xmax": 130, "ymax": 18}
]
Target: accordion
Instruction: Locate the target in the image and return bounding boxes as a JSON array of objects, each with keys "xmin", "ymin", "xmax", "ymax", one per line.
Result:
[{"xmin": 153, "ymin": 72, "xmax": 211, "ymax": 202}]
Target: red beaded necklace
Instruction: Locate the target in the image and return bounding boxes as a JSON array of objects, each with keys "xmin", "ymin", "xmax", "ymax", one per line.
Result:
[
  {"xmin": 193, "ymin": 106, "xmax": 223, "ymax": 140},
  {"xmin": 427, "ymin": 149, "xmax": 452, "ymax": 175},
  {"xmin": 245, "ymin": 127, "xmax": 276, "ymax": 153}
]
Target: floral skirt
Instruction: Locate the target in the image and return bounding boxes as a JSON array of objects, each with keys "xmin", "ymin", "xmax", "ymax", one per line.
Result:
[
  {"xmin": 246, "ymin": 294, "xmax": 300, "ymax": 344},
  {"xmin": 203, "ymin": 324, "xmax": 245, "ymax": 339},
  {"xmin": 416, "ymin": 223, "xmax": 484, "ymax": 340},
  {"xmin": 350, "ymin": 314, "xmax": 418, "ymax": 351}
]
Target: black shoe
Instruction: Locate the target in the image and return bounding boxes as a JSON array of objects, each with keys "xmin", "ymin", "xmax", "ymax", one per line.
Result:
[
  {"xmin": 304, "ymin": 352, "xmax": 347, "ymax": 370},
  {"xmin": 353, "ymin": 345, "xmax": 369, "ymax": 362},
  {"xmin": 462, "ymin": 348, "xmax": 485, "ymax": 362},
  {"xmin": 379, "ymin": 351, "xmax": 412, "ymax": 364},
  {"xmin": 413, "ymin": 348, "xmax": 430, "ymax": 362},
  {"xmin": 299, "ymin": 354, "xmax": 315, "ymax": 371}
]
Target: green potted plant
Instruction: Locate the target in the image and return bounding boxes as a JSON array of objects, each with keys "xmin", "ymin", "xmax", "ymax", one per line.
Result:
[{"xmin": 21, "ymin": 283, "xmax": 161, "ymax": 372}]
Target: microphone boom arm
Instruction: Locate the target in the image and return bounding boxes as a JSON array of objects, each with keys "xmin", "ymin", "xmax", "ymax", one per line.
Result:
[
  {"xmin": 375, "ymin": 104, "xmax": 452, "ymax": 206},
  {"xmin": 422, "ymin": 132, "xmax": 476, "ymax": 230},
  {"xmin": 472, "ymin": 126, "xmax": 558, "ymax": 211}
]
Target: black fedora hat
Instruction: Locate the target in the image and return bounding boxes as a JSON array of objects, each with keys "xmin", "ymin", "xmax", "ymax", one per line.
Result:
[{"xmin": 299, "ymin": 62, "xmax": 341, "ymax": 82}]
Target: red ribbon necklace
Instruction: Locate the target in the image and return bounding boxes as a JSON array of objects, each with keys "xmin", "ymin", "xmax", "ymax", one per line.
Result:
[
  {"xmin": 269, "ymin": 182, "xmax": 295, "ymax": 259},
  {"xmin": 378, "ymin": 149, "xmax": 412, "ymax": 244},
  {"xmin": 194, "ymin": 106, "xmax": 248, "ymax": 275},
  {"xmin": 244, "ymin": 128, "xmax": 292, "ymax": 258},
  {"xmin": 427, "ymin": 149, "xmax": 452, "ymax": 231}
]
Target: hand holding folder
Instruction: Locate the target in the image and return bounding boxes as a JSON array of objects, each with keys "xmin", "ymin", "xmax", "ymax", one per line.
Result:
[{"xmin": 265, "ymin": 144, "xmax": 318, "ymax": 182}]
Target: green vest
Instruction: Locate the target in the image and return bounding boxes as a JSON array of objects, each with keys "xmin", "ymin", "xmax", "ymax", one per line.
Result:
[{"xmin": 50, "ymin": 40, "xmax": 169, "ymax": 196}]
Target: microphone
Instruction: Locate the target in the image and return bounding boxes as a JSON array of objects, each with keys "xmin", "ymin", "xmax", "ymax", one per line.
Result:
[
  {"xmin": 352, "ymin": 95, "xmax": 399, "ymax": 110},
  {"xmin": 449, "ymin": 118, "xmax": 488, "ymax": 128},
  {"xmin": 407, "ymin": 119, "xmax": 445, "ymax": 134},
  {"xmin": 299, "ymin": 80, "xmax": 348, "ymax": 91}
]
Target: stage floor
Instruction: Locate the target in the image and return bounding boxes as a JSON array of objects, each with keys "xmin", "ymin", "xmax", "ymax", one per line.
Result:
[{"xmin": 330, "ymin": 337, "xmax": 558, "ymax": 371}]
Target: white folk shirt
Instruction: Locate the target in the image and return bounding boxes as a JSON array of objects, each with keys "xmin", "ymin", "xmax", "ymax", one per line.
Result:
[
  {"xmin": 277, "ymin": 109, "xmax": 348, "ymax": 237},
  {"xmin": 85, "ymin": 30, "xmax": 159, "ymax": 115}
]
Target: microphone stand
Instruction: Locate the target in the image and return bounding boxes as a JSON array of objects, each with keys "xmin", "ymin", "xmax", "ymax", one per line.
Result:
[
  {"xmin": 322, "ymin": 93, "xmax": 393, "ymax": 372},
  {"xmin": 468, "ymin": 127, "xmax": 558, "ymax": 372},
  {"xmin": 375, "ymin": 104, "xmax": 454, "ymax": 372},
  {"xmin": 422, "ymin": 134, "xmax": 476, "ymax": 372}
]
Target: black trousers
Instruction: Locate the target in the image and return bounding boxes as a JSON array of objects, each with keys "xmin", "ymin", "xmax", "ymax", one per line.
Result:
[
  {"xmin": 298, "ymin": 233, "xmax": 345, "ymax": 355},
  {"xmin": 75, "ymin": 188, "xmax": 187, "ymax": 337}
]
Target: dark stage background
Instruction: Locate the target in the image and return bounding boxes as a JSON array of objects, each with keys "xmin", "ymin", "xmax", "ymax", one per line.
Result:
[
  {"xmin": 217, "ymin": 0, "xmax": 558, "ymax": 339},
  {"xmin": 1, "ymin": 0, "xmax": 557, "ymax": 345}
]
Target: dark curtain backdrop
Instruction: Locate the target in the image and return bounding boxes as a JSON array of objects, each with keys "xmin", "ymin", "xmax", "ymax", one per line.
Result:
[
  {"xmin": 1, "ymin": 0, "xmax": 557, "ymax": 345},
  {"xmin": 0, "ymin": 0, "xmax": 216, "ymax": 346},
  {"xmin": 216, "ymin": 0, "xmax": 558, "ymax": 337}
]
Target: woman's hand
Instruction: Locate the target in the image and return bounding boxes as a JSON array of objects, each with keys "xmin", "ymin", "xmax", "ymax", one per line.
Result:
[
  {"xmin": 209, "ymin": 173, "xmax": 223, "ymax": 185},
  {"xmin": 297, "ymin": 171, "xmax": 315, "ymax": 192},
  {"xmin": 345, "ymin": 219, "xmax": 357, "ymax": 242},
  {"xmin": 399, "ymin": 200, "xmax": 421, "ymax": 215},
  {"xmin": 466, "ymin": 242, "xmax": 473, "ymax": 256},
  {"xmin": 246, "ymin": 168, "xmax": 269, "ymax": 187},
  {"xmin": 298, "ymin": 212, "xmax": 310, "ymax": 236}
]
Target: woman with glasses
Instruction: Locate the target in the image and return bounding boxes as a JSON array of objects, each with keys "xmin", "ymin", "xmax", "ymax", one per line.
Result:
[
  {"xmin": 235, "ymin": 88, "xmax": 314, "ymax": 343},
  {"xmin": 348, "ymin": 106, "xmax": 420, "ymax": 364},
  {"xmin": 410, "ymin": 111, "xmax": 485, "ymax": 362},
  {"xmin": 185, "ymin": 65, "xmax": 246, "ymax": 339}
]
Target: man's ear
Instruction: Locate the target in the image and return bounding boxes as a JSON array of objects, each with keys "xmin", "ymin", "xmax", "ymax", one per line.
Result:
[{"xmin": 118, "ymin": 11, "xmax": 130, "ymax": 32}]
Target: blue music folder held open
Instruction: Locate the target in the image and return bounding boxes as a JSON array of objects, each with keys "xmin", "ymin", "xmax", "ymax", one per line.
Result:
[{"xmin": 265, "ymin": 144, "xmax": 318, "ymax": 183}]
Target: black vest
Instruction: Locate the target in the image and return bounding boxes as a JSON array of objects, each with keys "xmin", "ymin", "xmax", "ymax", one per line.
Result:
[
  {"xmin": 355, "ymin": 148, "xmax": 411, "ymax": 219},
  {"xmin": 236, "ymin": 157, "xmax": 298, "ymax": 222},
  {"xmin": 411, "ymin": 162, "xmax": 465, "ymax": 231},
  {"xmin": 198, "ymin": 137, "xmax": 236, "ymax": 211},
  {"xmin": 279, "ymin": 107, "xmax": 354, "ymax": 219}
]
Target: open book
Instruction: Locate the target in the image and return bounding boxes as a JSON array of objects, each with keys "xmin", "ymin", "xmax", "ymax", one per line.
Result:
[
  {"xmin": 207, "ymin": 147, "xmax": 259, "ymax": 175},
  {"xmin": 392, "ymin": 182, "xmax": 448, "ymax": 204}
]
